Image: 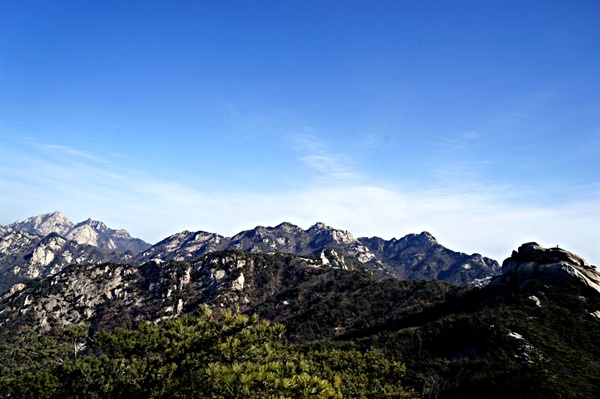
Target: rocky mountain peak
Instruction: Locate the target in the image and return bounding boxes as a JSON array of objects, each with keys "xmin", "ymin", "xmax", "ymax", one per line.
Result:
[
  {"xmin": 8, "ymin": 211, "xmax": 74, "ymax": 237},
  {"xmin": 371, "ymin": 231, "xmax": 438, "ymax": 253},
  {"xmin": 308, "ymin": 222, "xmax": 329, "ymax": 230},
  {"xmin": 308, "ymin": 222, "xmax": 357, "ymax": 246},
  {"xmin": 273, "ymin": 222, "xmax": 303, "ymax": 233},
  {"xmin": 410, "ymin": 231, "xmax": 438, "ymax": 246},
  {"xmin": 78, "ymin": 218, "xmax": 109, "ymax": 232},
  {"xmin": 139, "ymin": 230, "xmax": 226, "ymax": 262},
  {"xmin": 65, "ymin": 224, "xmax": 99, "ymax": 247},
  {"xmin": 1, "ymin": 212, "xmax": 150, "ymax": 253},
  {"xmin": 491, "ymin": 243, "xmax": 600, "ymax": 295}
]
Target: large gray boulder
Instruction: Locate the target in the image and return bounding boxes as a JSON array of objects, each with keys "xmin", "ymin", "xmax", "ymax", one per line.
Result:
[{"xmin": 491, "ymin": 242, "xmax": 600, "ymax": 295}]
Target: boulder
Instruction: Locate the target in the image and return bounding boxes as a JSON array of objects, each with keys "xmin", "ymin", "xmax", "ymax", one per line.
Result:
[
  {"xmin": 510, "ymin": 242, "xmax": 588, "ymax": 266},
  {"xmin": 491, "ymin": 242, "xmax": 600, "ymax": 295}
]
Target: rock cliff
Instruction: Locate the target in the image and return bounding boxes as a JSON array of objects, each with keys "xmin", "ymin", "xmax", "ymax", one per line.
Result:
[
  {"xmin": 490, "ymin": 242, "xmax": 600, "ymax": 295},
  {"xmin": 0, "ymin": 231, "xmax": 133, "ymax": 292}
]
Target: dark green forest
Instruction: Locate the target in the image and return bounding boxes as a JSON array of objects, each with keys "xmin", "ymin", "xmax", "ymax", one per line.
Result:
[
  {"xmin": 1, "ymin": 252, "xmax": 599, "ymax": 398},
  {"xmin": 0, "ymin": 307, "xmax": 411, "ymax": 398}
]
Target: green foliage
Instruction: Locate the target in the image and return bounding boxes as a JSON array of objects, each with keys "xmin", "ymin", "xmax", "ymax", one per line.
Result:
[
  {"xmin": 0, "ymin": 324, "xmax": 89, "ymax": 398},
  {"xmin": 1, "ymin": 249, "xmax": 598, "ymax": 399},
  {"xmin": 358, "ymin": 282, "xmax": 600, "ymax": 398},
  {"xmin": 0, "ymin": 309, "xmax": 411, "ymax": 398}
]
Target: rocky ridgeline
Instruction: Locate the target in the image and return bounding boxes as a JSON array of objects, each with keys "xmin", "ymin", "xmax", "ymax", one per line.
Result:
[
  {"xmin": 0, "ymin": 211, "xmax": 150, "ymax": 252},
  {"xmin": 1, "ymin": 242, "xmax": 597, "ymax": 335},
  {"xmin": 138, "ymin": 230, "xmax": 227, "ymax": 262},
  {"xmin": 0, "ymin": 212, "xmax": 150, "ymax": 292},
  {"xmin": 138, "ymin": 222, "xmax": 498, "ymax": 285},
  {"xmin": 0, "ymin": 212, "xmax": 501, "ymax": 289},
  {"xmin": 491, "ymin": 242, "xmax": 600, "ymax": 296},
  {"xmin": 138, "ymin": 222, "xmax": 374, "ymax": 264},
  {"xmin": 359, "ymin": 232, "xmax": 499, "ymax": 285}
]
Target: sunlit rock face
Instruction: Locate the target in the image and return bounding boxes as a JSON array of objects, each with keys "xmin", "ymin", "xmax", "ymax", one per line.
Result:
[
  {"xmin": 137, "ymin": 230, "xmax": 227, "ymax": 263},
  {"xmin": 0, "ymin": 251, "xmax": 321, "ymax": 333},
  {"xmin": 1, "ymin": 211, "xmax": 74, "ymax": 237},
  {"xmin": 0, "ymin": 231, "xmax": 134, "ymax": 293},
  {"xmin": 491, "ymin": 242, "xmax": 600, "ymax": 295},
  {"xmin": 66, "ymin": 224, "xmax": 99, "ymax": 247},
  {"xmin": 2, "ymin": 212, "xmax": 150, "ymax": 252}
]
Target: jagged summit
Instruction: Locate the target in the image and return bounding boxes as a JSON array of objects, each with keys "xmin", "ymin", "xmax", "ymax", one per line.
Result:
[
  {"xmin": 490, "ymin": 242, "xmax": 600, "ymax": 295},
  {"xmin": 134, "ymin": 222, "xmax": 499, "ymax": 286},
  {"xmin": 358, "ymin": 231, "xmax": 497, "ymax": 284},
  {"xmin": 307, "ymin": 222, "xmax": 358, "ymax": 245},
  {"xmin": 140, "ymin": 230, "xmax": 226, "ymax": 262},
  {"xmin": 397, "ymin": 231, "xmax": 438, "ymax": 246},
  {"xmin": 1, "ymin": 211, "xmax": 73, "ymax": 236},
  {"xmin": 1, "ymin": 212, "xmax": 150, "ymax": 253},
  {"xmin": 307, "ymin": 222, "xmax": 331, "ymax": 231},
  {"xmin": 273, "ymin": 221, "xmax": 303, "ymax": 232}
]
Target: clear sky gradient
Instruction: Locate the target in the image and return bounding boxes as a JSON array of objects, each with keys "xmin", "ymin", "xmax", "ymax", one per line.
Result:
[{"xmin": 1, "ymin": 1, "xmax": 598, "ymax": 264}]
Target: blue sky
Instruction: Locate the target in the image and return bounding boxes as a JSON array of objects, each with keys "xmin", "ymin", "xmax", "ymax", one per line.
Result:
[{"xmin": 1, "ymin": 1, "xmax": 598, "ymax": 265}]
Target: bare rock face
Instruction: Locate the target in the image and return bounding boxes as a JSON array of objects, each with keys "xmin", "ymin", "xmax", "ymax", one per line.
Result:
[
  {"xmin": 307, "ymin": 222, "xmax": 359, "ymax": 246},
  {"xmin": 65, "ymin": 224, "xmax": 99, "ymax": 247},
  {"xmin": 2, "ymin": 211, "xmax": 74, "ymax": 237},
  {"xmin": 491, "ymin": 242, "xmax": 600, "ymax": 295},
  {"xmin": 0, "ymin": 251, "xmax": 330, "ymax": 333},
  {"xmin": 0, "ymin": 231, "xmax": 132, "ymax": 288},
  {"xmin": 2, "ymin": 212, "xmax": 150, "ymax": 253},
  {"xmin": 510, "ymin": 242, "xmax": 589, "ymax": 267},
  {"xmin": 68, "ymin": 218, "xmax": 150, "ymax": 252},
  {"xmin": 137, "ymin": 230, "xmax": 227, "ymax": 263}
]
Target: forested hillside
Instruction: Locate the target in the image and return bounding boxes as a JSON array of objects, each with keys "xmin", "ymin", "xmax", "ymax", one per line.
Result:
[{"xmin": 0, "ymin": 245, "xmax": 599, "ymax": 398}]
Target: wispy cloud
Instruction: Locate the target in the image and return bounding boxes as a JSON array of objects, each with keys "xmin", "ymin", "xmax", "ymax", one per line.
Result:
[
  {"xmin": 42, "ymin": 144, "xmax": 104, "ymax": 161},
  {"xmin": 436, "ymin": 130, "xmax": 485, "ymax": 152},
  {"xmin": 298, "ymin": 154, "xmax": 363, "ymax": 180},
  {"xmin": 20, "ymin": 139, "xmax": 108, "ymax": 163},
  {"xmin": 360, "ymin": 134, "xmax": 390, "ymax": 150},
  {"xmin": 2, "ymin": 140, "xmax": 598, "ymax": 266},
  {"xmin": 291, "ymin": 133, "xmax": 364, "ymax": 180}
]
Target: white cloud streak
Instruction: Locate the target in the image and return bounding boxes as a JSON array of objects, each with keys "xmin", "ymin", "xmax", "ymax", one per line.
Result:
[
  {"xmin": 42, "ymin": 144, "xmax": 105, "ymax": 161},
  {"xmin": 291, "ymin": 133, "xmax": 364, "ymax": 180},
  {"xmin": 2, "ymin": 140, "xmax": 598, "ymax": 266}
]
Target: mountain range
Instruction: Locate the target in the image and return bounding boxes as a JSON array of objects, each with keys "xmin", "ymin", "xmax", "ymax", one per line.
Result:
[
  {"xmin": 0, "ymin": 212, "xmax": 599, "ymax": 397},
  {"xmin": 0, "ymin": 212, "xmax": 499, "ymax": 293},
  {"xmin": 0, "ymin": 226, "xmax": 598, "ymax": 397}
]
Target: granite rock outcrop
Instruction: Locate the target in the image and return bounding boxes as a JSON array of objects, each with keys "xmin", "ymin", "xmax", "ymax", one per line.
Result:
[{"xmin": 491, "ymin": 242, "xmax": 600, "ymax": 295}]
